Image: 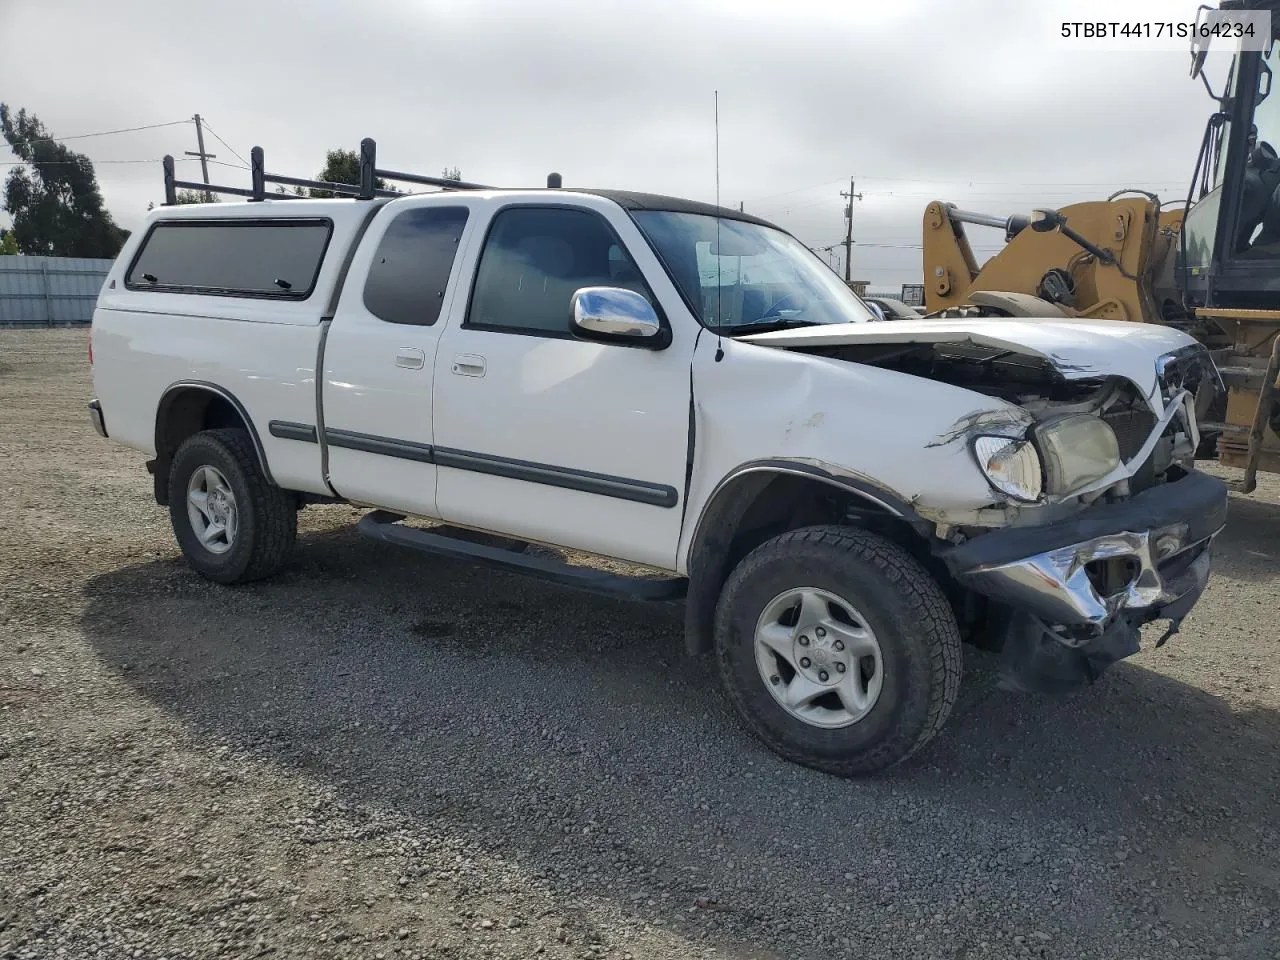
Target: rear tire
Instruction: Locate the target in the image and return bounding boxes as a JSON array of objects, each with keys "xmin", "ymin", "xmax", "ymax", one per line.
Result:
[
  {"xmin": 714, "ymin": 525, "xmax": 961, "ymax": 776},
  {"xmin": 168, "ymin": 428, "xmax": 296, "ymax": 584}
]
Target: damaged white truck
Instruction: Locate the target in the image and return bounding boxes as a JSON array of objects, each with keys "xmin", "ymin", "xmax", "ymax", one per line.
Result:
[{"xmin": 88, "ymin": 143, "xmax": 1228, "ymax": 776}]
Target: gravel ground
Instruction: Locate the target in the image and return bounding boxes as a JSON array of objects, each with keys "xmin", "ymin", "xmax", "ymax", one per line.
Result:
[{"xmin": 2, "ymin": 327, "xmax": 1279, "ymax": 960}]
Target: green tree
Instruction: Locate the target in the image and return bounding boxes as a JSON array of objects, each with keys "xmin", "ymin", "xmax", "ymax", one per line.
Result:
[
  {"xmin": 442, "ymin": 166, "xmax": 462, "ymax": 182},
  {"xmin": 0, "ymin": 229, "xmax": 18, "ymax": 255},
  {"xmin": 0, "ymin": 104, "xmax": 130, "ymax": 257},
  {"xmin": 175, "ymin": 188, "xmax": 217, "ymax": 204},
  {"xmin": 310, "ymin": 148, "xmax": 398, "ymax": 198}
]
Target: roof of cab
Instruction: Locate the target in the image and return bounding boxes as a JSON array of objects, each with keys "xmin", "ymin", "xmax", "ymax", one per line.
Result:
[
  {"xmin": 146, "ymin": 188, "xmax": 786, "ymax": 233},
  {"xmin": 573, "ymin": 190, "xmax": 782, "ymax": 230}
]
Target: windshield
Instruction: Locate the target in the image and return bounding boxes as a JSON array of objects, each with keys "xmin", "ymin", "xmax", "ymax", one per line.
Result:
[
  {"xmin": 1182, "ymin": 52, "xmax": 1239, "ymax": 271},
  {"xmin": 631, "ymin": 210, "xmax": 876, "ymax": 331}
]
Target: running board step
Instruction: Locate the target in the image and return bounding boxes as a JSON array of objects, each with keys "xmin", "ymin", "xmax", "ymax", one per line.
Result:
[{"xmin": 356, "ymin": 510, "xmax": 686, "ymax": 602}]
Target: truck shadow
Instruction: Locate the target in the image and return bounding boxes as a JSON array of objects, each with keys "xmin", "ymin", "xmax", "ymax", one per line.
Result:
[
  {"xmin": 80, "ymin": 524, "xmax": 1280, "ymax": 953},
  {"xmin": 1213, "ymin": 492, "xmax": 1280, "ymax": 581}
]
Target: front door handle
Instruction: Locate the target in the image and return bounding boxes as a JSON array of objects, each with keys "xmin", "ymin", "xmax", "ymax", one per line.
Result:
[
  {"xmin": 395, "ymin": 347, "xmax": 426, "ymax": 370},
  {"xmin": 451, "ymin": 354, "xmax": 486, "ymax": 378}
]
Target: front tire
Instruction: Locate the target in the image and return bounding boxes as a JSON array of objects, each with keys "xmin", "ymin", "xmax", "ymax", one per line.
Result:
[
  {"xmin": 168, "ymin": 428, "xmax": 297, "ymax": 584},
  {"xmin": 714, "ymin": 525, "xmax": 961, "ymax": 776}
]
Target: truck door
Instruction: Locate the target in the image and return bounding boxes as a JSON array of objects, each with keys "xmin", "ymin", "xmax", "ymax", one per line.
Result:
[
  {"xmin": 430, "ymin": 201, "xmax": 694, "ymax": 570},
  {"xmin": 321, "ymin": 202, "xmax": 473, "ymax": 517}
]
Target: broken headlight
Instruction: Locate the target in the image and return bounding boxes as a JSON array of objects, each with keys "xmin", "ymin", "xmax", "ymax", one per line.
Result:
[
  {"xmin": 974, "ymin": 436, "xmax": 1043, "ymax": 502},
  {"xmin": 1035, "ymin": 414, "xmax": 1121, "ymax": 495}
]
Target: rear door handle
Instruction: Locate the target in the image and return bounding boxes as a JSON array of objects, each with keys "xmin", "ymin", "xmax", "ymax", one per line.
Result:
[
  {"xmin": 395, "ymin": 347, "xmax": 426, "ymax": 370},
  {"xmin": 451, "ymin": 354, "xmax": 486, "ymax": 378}
]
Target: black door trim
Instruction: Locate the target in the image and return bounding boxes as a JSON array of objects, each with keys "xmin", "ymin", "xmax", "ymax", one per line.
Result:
[
  {"xmin": 433, "ymin": 446, "xmax": 678, "ymax": 507},
  {"xmin": 268, "ymin": 420, "xmax": 319, "ymax": 443},
  {"xmin": 266, "ymin": 421, "xmax": 677, "ymax": 508},
  {"xmin": 326, "ymin": 428, "xmax": 435, "ymax": 463}
]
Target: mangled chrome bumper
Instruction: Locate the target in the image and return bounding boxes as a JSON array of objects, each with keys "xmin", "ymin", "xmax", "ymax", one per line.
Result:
[
  {"xmin": 958, "ymin": 526, "xmax": 1214, "ymax": 635},
  {"xmin": 942, "ymin": 471, "xmax": 1228, "ymax": 690}
]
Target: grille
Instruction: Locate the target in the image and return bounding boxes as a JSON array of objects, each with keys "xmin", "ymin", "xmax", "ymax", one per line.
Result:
[{"xmin": 1104, "ymin": 408, "xmax": 1157, "ymax": 463}]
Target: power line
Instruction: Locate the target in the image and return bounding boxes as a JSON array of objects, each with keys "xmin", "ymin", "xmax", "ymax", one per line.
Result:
[
  {"xmin": 747, "ymin": 179, "xmax": 1187, "ymax": 209},
  {"xmin": 13, "ymin": 119, "xmax": 191, "ymax": 147},
  {"xmin": 197, "ymin": 117, "xmax": 250, "ymax": 167},
  {"xmin": 857, "ymin": 174, "xmax": 1188, "ymax": 186},
  {"xmin": 747, "ymin": 175, "xmax": 1188, "ymax": 201},
  {"xmin": 0, "ymin": 157, "xmax": 209, "ymax": 167},
  {"xmin": 2, "ymin": 158, "xmax": 170, "ymax": 165}
]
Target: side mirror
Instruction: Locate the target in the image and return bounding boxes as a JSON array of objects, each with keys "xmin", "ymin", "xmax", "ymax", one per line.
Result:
[
  {"xmin": 571, "ymin": 287, "xmax": 664, "ymax": 345},
  {"xmin": 866, "ymin": 301, "xmax": 887, "ymax": 322}
]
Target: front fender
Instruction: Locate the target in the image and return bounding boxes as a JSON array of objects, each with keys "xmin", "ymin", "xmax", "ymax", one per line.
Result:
[{"xmin": 678, "ymin": 336, "xmax": 1026, "ymax": 571}]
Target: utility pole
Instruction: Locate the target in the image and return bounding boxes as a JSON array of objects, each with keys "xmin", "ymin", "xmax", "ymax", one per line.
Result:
[
  {"xmin": 840, "ymin": 177, "xmax": 863, "ymax": 284},
  {"xmin": 184, "ymin": 114, "xmax": 216, "ymax": 195}
]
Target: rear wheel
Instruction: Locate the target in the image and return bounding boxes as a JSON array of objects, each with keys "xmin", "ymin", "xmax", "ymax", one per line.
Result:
[
  {"xmin": 168, "ymin": 428, "xmax": 296, "ymax": 584},
  {"xmin": 714, "ymin": 525, "xmax": 961, "ymax": 776}
]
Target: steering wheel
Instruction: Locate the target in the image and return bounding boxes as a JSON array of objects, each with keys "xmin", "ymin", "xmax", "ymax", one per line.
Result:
[{"xmin": 757, "ymin": 290, "xmax": 807, "ymax": 320}]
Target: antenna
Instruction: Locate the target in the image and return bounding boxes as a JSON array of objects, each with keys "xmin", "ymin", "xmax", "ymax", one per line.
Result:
[{"xmin": 714, "ymin": 90, "xmax": 724, "ymax": 362}]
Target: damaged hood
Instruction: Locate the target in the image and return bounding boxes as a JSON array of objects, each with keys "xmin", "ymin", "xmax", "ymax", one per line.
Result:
[{"xmin": 740, "ymin": 317, "xmax": 1198, "ymax": 399}]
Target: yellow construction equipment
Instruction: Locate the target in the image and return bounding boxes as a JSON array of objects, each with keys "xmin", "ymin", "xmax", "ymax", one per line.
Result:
[{"xmin": 921, "ymin": 0, "xmax": 1280, "ymax": 492}]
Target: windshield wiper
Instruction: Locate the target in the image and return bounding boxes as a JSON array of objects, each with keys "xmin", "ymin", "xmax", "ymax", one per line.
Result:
[{"xmin": 721, "ymin": 317, "xmax": 823, "ymax": 335}]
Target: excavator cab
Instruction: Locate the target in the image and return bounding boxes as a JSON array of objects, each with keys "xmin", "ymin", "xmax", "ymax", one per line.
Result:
[
  {"xmin": 1178, "ymin": 0, "xmax": 1280, "ymax": 487},
  {"xmin": 1181, "ymin": 1, "xmax": 1280, "ymax": 294}
]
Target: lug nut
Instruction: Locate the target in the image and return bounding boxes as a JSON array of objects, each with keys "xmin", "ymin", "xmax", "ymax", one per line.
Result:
[
  {"xmin": 770, "ymin": 675, "xmax": 781, "ymax": 686},
  {"xmin": 816, "ymin": 627, "xmax": 826, "ymax": 638},
  {"xmin": 799, "ymin": 657, "xmax": 811, "ymax": 668},
  {"xmin": 835, "ymin": 662, "xmax": 846, "ymax": 673},
  {"xmin": 798, "ymin": 635, "xmax": 809, "ymax": 646},
  {"xmin": 833, "ymin": 640, "xmax": 844, "ymax": 651},
  {"xmin": 818, "ymin": 670, "xmax": 829, "ymax": 682}
]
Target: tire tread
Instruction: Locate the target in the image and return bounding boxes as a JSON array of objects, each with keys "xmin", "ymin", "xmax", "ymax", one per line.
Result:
[
  {"xmin": 169, "ymin": 428, "xmax": 296, "ymax": 584},
  {"xmin": 715, "ymin": 524, "xmax": 962, "ymax": 776}
]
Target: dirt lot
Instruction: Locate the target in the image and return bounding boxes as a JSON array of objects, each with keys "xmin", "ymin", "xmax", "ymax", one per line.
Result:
[{"xmin": 1, "ymin": 327, "xmax": 1279, "ymax": 960}]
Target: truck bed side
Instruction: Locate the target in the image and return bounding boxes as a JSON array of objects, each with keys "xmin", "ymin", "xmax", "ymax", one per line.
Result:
[{"xmin": 90, "ymin": 201, "xmax": 377, "ymax": 496}]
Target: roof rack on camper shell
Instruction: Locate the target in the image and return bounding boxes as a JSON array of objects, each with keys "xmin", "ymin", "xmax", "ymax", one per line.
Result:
[{"xmin": 162, "ymin": 136, "xmax": 564, "ymax": 205}]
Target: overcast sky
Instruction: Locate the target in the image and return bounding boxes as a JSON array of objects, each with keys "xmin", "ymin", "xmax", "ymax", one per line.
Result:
[{"xmin": 1, "ymin": 0, "xmax": 1233, "ymax": 291}]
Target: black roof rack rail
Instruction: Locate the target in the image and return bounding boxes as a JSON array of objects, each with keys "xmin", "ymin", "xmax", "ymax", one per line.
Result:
[{"xmin": 162, "ymin": 137, "xmax": 564, "ymax": 205}]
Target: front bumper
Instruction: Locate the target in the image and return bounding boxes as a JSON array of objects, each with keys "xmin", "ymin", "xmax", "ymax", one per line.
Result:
[
  {"xmin": 88, "ymin": 399, "xmax": 108, "ymax": 438},
  {"xmin": 943, "ymin": 470, "xmax": 1227, "ymax": 639}
]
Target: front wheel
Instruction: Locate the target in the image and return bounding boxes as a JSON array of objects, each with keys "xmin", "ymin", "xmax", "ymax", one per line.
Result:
[
  {"xmin": 168, "ymin": 428, "xmax": 297, "ymax": 584},
  {"xmin": 714, "ymin": 526, "xmax": 962, "ymax": 776}
]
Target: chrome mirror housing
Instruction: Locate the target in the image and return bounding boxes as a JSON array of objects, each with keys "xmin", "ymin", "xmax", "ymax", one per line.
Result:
[{"xmin": 571, "ymin": 287, "xmax": 662, "ymax": 341}]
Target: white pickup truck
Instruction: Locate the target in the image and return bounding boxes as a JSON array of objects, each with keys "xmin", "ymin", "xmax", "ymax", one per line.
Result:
[{"xmin": 88, "ymin": 150, "xmax": 1228, "ymax": 776}]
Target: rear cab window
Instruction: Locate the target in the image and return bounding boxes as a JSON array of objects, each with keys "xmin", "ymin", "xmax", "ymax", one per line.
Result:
[
  {"xmin": 125, "ymin": 219, "xmax": 332, "ymax": 299},
  {"xmin": 362, "ymin": 206, "xmax": 470, "ymax": 325}
]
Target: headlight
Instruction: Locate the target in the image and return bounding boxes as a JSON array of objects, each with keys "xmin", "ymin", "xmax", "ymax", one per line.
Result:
[
  {"xmin": 974, "ymin": 436, "xmax": 1043, "ymax": 501},
  {"xmin": 1035, "ymin": 415, "xmax": 1120, "ymax": 495}
]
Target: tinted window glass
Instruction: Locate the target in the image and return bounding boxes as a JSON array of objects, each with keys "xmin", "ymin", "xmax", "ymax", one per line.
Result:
[
  {"xmin": 363, "ymin": 207, "xmax": 469, "ymax": 325},
  {"xmin": 127, "ymin": 219, "xmax": 331, "ymax": 298},
  {"xmin": 631, "ymin": 210, "xmax": 874, "ymax": 329},
  {"xmin": 468, "ymin": 207, "xmax": 652, "ymax": 334}
]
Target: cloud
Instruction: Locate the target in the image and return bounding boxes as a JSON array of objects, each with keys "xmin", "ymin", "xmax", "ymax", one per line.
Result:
[{"xmin": 1, "ymin": 0, "xmax": 1218, "ymax": 289}]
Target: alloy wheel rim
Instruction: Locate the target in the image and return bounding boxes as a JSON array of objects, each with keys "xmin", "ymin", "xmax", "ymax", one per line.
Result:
[
  {"xmin": 186, "ymin": 465, "xmax": 238, "ymax": 555},
  {"xmin": 753, "ymin": 586, "xmax": 884, "ymax": 728}
]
